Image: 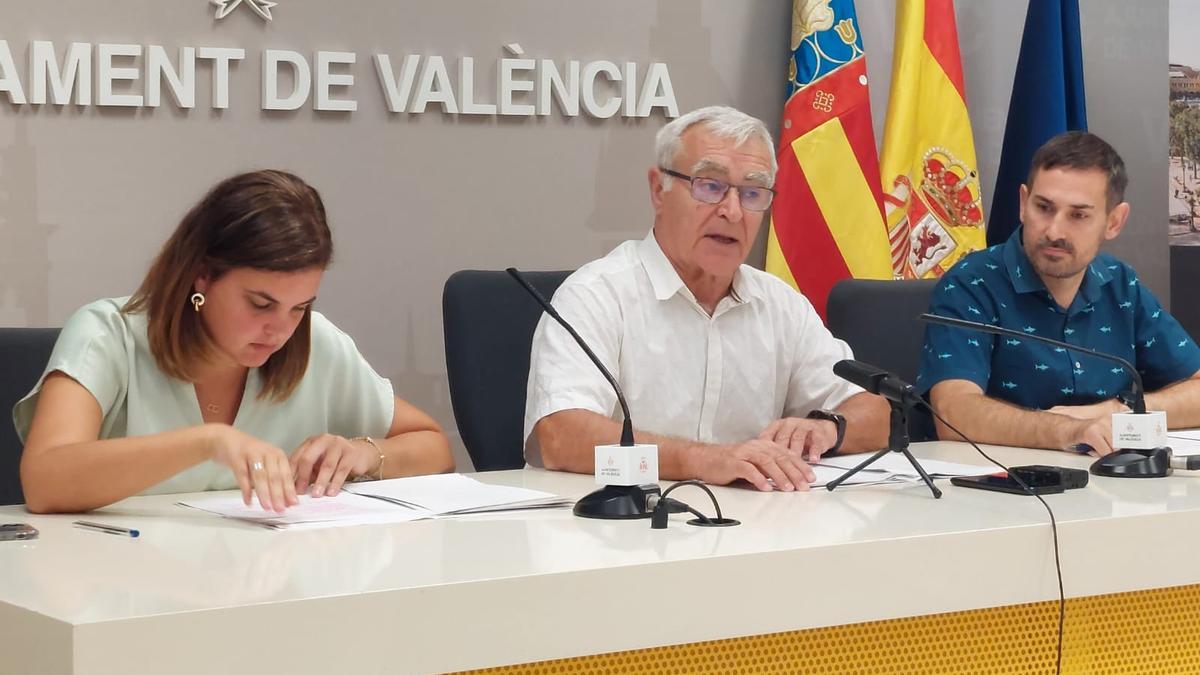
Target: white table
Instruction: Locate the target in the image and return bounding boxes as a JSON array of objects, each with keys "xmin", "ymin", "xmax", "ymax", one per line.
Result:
[{"xmin": 3, "ymin": 441, "xmax": 1199, "ymax": 674}]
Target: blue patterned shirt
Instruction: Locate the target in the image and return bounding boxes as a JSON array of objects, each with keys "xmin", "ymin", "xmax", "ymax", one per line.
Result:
[{"xmin": 917, "ymin": 228, "xmax": 1200, "ymax": 409}]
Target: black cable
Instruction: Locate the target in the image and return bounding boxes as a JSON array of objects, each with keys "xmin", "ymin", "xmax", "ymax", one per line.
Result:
[
  {"xmin": 662, "ymin": 498, "xmax": 711, "ymax": 523},
  {"xmin": 920, "ymin": 401, "xmax": 1065, "ymax": 675},
  {"xmin": 660, "ymin": 479, "xmax": 723, "ymax": 522}
]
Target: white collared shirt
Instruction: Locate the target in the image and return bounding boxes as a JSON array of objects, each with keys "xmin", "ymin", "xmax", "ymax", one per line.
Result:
[{"xmin": 523, "ymin": 231, "xmax": 862, "ymax": 465}]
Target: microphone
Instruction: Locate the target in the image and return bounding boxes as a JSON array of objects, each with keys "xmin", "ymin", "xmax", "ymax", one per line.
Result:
[
  {"xmin": 833, "ymin": 359, "xmax": 922, "ymax": 407},
  {"xmin": 507, "ymin": 268, "xmax": 660, "ymax": 518},
  {"xmin": 919, "ymin": 312, "xmax": 1169, "ymax": 478},
  {"xmin": 827, "ymin": 359, "xmax": 941, "ymax": 497},
  {"xmin": 506, "ymin": 268, "xmax": 634, "ymax": 446}
]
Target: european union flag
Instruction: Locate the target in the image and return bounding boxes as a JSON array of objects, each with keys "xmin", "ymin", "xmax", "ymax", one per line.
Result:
[{"xmin": 987, "ymin": 0, "xmax": 1087, "ymax": 245}]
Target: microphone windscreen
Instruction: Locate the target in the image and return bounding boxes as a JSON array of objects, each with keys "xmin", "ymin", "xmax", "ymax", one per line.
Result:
[{"xmin": 833, "ymin": 359, "xmax": 887, "ymax": 393}]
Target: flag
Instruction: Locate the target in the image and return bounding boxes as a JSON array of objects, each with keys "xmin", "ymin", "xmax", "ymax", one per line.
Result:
[
  {"xmin": 878, "ymin": 0, "xmax": 986, "ymax": 279},
  {"xmin": 987, "ymin": 0, "xmax": 1087, "ymax": 245},
  {"xmin": 766, "ymin": 0, "xmax": 892, "ymax": 320}
]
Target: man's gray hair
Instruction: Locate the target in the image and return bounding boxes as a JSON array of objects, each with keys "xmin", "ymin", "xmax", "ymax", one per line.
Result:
[{"xmin": 655, "ymin": 105, "xmax": 777, "ymax": 190}]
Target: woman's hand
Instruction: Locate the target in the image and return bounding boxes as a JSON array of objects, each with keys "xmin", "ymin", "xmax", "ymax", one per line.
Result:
[
  {"xmin": 205, "ymin": 424, "xmax": 298, "ymax": 512},
  {"xmin": 288, "ymin": 434, "xmax": 376, "ymax": 497}
]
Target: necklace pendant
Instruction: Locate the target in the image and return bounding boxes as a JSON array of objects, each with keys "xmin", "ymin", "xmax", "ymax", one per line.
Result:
[{"xmin": 206, "ymin": 403, "xmax": 221, "ymax": 414}]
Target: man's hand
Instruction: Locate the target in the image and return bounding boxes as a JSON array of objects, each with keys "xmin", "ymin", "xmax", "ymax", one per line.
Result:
[
  {"xmin": 758, "ymin": 417, "xmax": 838, "ymax": 462},
  {"xmin": 1061, "ymin": 416, "xmax": 1116, "ymax": 456},
  {"xmin": 686, "ymin": 439, "xmax": 816, "ymax": 492},
  {"xmin": 1049, "ymin": 398, "xmax": 1128, "ymax": 421}
]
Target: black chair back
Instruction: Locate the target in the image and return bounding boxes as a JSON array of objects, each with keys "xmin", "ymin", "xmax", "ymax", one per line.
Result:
[
  {"xmin": 0, "ymin": 328, "xmax": 60, "ymax": 506},
  {"xmin": 443, "ymin": 270, "xmax": 572, "ymax": 471},
  {"xmin": 826, "ymin": 279, "xmax": 937, "ymax": 441}
]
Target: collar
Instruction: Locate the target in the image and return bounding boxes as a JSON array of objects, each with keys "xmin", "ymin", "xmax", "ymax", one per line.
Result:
[
  {"xmin": 638, "ymin": 231, "xmax": 686, "ymax": 301},
  {"xmin": 637, "ymin": 231, "xmax": 760, "ymax": 305},
  {"xmin": 1000, "ymin": 226, "xmax": 1044, "ymax": 295},
  {"xmin": 1001, "ymin": 226, "xmax": 1113, "ymax": 305},
  {"xmin": 1079, "ymin": 259, "xmax": 1114, "ymax": 305}
]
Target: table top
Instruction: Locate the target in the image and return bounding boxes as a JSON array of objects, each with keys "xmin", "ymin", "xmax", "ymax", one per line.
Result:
[
  {"xmin": 4, "ymin": 441, "xmax": 1200, "ymax": 672},
  {"xmin": 3, "ymin": 441, "xmax": 1197, "ymax": 626}
]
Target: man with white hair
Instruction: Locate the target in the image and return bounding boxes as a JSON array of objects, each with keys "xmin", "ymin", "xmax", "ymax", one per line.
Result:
[{"xmin": 523, "ymin": 105, "xmax": 889, "ymax": 491}]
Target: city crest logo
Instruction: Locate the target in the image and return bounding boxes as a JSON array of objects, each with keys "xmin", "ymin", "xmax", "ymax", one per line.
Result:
[{"xmin": 212, "ymin": 0, "xmax": 277, "ymax": 22}]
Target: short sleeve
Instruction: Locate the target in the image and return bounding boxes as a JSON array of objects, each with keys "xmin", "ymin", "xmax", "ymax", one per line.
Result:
[
  {"xmin": 308, "ymin": 312, "xmax": 394, "ymax": 440},
  {"xmin": 12, "ymin": 299, "xmax": 131, "ymax": 443},
  {"xmin": 916, "ymin": 269, "xmax": 997, "ymax": 394},
  {"xmin": 782, "ymin": 289, "xmax": 862, "ymax": 416},
  {"xmin": 523, "ymin": 278, "xmax": 622, "ymax": 459},
  {"xmin": 1131, "ymin": 285, "xmax": 1200, "ymax": 390}
]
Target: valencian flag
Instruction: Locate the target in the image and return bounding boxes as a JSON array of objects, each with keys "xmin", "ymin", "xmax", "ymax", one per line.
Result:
[
  {"xmin": 765, "ymin": 0, "xmax": 892, "ymax": 319},
  {"xmin": 878, "ymin": 0, "xmax": 986, "ymax": 279},
  {"xmin": 987, "ymin": 0, "xmax": 1086, "ymax": 245}
]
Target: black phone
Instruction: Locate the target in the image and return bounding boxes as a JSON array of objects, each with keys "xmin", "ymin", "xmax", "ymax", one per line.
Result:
[{"xmin": 950, "ymin": 466, "xmax": 1065, "ymax": 496}]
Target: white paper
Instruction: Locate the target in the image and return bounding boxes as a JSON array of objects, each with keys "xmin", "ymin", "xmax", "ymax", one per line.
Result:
[
  {"xmin": 1166, "ymin": 428, "xmax": 1200, "ymax": 441},
  {"xmin": 807, "ymin": 465, "xmax": 907, "ymax": 488},
  {"xmin": 345, "ymin": 473, "xmax": 570, "ymax": 514},
  {"xmin": 818, "ymin": 454, "xmax": 994, "ymax": 478},
  {"xmin": 1167, "ymin": 430, "xmax": 1200, "ymax": 456},
  {"xmin": 178, "ymin": 492, "xmax": 432, "ymax": 529}
]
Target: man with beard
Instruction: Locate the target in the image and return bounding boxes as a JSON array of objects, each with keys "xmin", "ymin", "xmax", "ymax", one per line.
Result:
[{"xmin": 917, "ymin": 131, "xmax": 1200, "ymax": 455}]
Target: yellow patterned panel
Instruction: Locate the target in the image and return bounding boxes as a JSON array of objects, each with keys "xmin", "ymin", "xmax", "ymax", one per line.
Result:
[{"xmin": 463, "ymin": 584, "xmax": 1200, "ymax": 674}]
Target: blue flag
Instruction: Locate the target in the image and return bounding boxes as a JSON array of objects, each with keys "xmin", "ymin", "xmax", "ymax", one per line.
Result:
[{"xmin": 987, "ymin": 0, "xmax": 1087, "ymax": 245}]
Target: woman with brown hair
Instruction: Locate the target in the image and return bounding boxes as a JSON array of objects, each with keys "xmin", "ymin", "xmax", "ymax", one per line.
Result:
[{"xmin": 14, "ymin": 170, "xmax": 453, "ymax": 514}]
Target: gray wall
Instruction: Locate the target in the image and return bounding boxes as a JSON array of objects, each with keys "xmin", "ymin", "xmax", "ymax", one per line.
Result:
[
  {"xmin": 1079, "ymin": 0, "xmax": 1168, "ymax": 302},
  {"xmin": 0, "ymin": 0, "xmax": 1170, "ymax": 469},
  {"xmin": 0, "ymin": 1, "xmax": 792, "ymax": 471}
]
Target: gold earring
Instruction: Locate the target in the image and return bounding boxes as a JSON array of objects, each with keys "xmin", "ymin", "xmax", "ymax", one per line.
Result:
[{"xmin": 190, "ymin": 292, "xmax": 205, "ymax": 312}]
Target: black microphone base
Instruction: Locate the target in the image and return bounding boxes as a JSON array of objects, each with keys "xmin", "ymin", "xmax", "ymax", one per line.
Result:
[
  {"xmin": 574, "ymin": 484, "xmax": 661, "ymax": 519},
  {"xmin": 1089, "ymin": 447, "xmax": 1172, "ymax": 478}
]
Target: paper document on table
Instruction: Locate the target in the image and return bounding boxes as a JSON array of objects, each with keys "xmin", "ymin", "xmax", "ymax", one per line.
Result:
[
  {"xmin": 818, "ymin": 454, "xmax": 993, "ymax": 479},
  {"xmin": 1167, "ymin": 428, "xmax": 1200, "ymax": 441},
  {"xmin": 178, "ymin": 492, "xmax": 432, "ymax": 530},
  {"xmin": 807, "ymin": 465, "xmax": 915, "ymax": 488},
  {"xmin": 346, "ymin": 473, "xmax": 571, "ymax": 515},
  {"xmin": 1167, "ymin": 429, "xmax": 1200, "ymax": 456}
]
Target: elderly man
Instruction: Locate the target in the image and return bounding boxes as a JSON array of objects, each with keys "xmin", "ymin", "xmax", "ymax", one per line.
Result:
[
  {"xmin": 523, "ymin": 105, "xmax": 889, "ymax": 492},
  {"xmin": 919, "ymin": 131, "xmax": 1200, "ymax": 455}
]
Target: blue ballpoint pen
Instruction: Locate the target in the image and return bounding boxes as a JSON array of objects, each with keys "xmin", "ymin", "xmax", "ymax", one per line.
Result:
[{"xmin": 73, "ymin": 520, "xmax": 140, "ymax": 538}]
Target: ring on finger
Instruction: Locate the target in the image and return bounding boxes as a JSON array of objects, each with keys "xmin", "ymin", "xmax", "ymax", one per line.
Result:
[{"xmin": 252, "ymin": 460, "xmax": 265, "ymax": 472}]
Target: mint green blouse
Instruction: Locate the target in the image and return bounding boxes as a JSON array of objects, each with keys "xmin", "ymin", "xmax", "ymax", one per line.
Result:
[{"xmin": 12, "ymin": 298, "xmax": 394, "ymax": 495}]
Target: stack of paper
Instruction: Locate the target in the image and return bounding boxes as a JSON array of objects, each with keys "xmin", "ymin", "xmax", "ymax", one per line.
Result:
[
  {"xmin": 179, "ymin": 492, "xmax": 432, "ymax": 530},
  {"xmin": 813, "ymin": 453, "xmax": 994, "ymax": 488},
  {"xmin": 1166, "ymin": 429, "xmax": 1200, "ymax": 456},
  {"xmin": 179, "ymin": 473, "xmax": 569, "ymax": 530},
  {"xmin": 808, "ymin": 465, "xmax": 906, "ymax": 488},
  {"xmin": 347, "ymin": 473, "xmax": 571, "ymax": 514}
]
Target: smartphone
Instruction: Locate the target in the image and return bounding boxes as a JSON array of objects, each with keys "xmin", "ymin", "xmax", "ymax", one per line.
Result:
[
  {"xmin": 950, "ymin": 467, "xmax": 1065, "ymax": 496},
  {"xmin": 0, "ymin": 524, "xmax": 39, "ymax": 541}
]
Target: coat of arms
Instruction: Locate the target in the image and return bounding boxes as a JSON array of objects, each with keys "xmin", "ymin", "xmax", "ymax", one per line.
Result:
[{"xmin": 884, "ymin": 147, "xmax": 984, "ymax": 278}]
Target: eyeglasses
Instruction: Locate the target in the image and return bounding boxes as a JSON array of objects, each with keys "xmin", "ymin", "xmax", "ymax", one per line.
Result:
[{"xmin": 660, "ymin": 168, "xmax": 776, "ymax": 212}]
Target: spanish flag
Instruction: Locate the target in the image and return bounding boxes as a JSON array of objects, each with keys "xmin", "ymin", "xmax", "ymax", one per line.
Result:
[
  {"xmin": 878, "ymin": 0, "xmax": 985, "ymax": 279},
  {"xmin": 765, "ymin": 0, "xmax": 892, "ymax": 320}
]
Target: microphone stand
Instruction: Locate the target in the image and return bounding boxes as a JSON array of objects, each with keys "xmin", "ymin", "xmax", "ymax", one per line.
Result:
[
  {"xmin": 825, "ymin": 399, "xmax": 943, "ymax": 498},
  {"xmin": 507, "ymin": 268, "xmax": 660, "ymax": 519}
]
